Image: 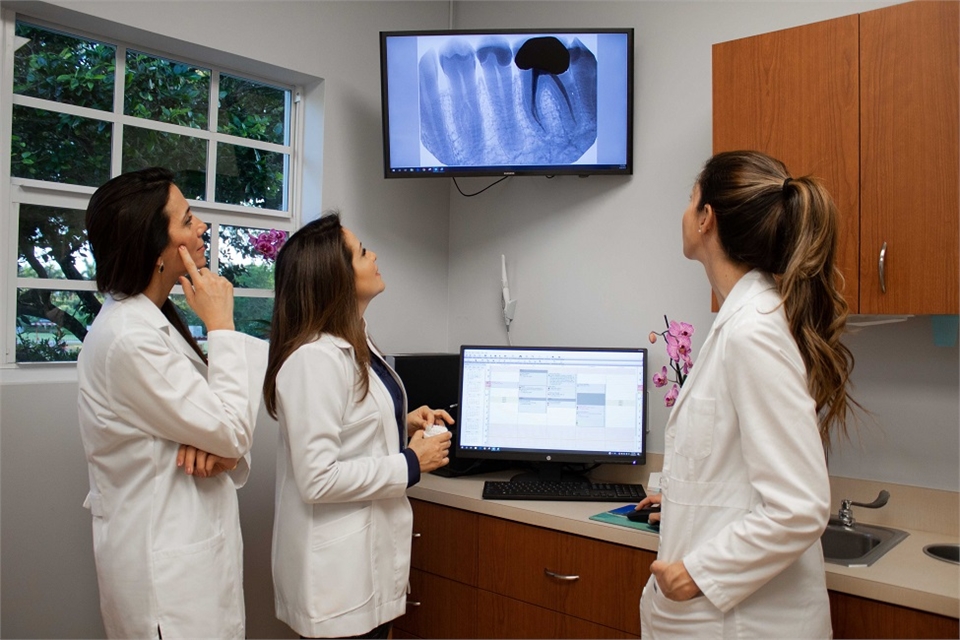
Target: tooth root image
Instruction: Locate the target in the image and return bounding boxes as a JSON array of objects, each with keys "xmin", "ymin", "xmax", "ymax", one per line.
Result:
[{"xmin": 417, "ymin": 35, "xmax": 598, "ymax": 167}]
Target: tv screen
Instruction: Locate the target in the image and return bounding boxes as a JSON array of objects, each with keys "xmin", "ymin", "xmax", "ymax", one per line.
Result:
[
  {"xmin": 454, "ymin": 345, "xmax": 647, "ymax": 476},
  {"xmin": 380, "ymin": 28, "xmax": 634, "ymax": 178}
]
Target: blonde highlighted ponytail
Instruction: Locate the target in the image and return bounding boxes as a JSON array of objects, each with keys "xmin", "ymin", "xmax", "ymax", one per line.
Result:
[{"xmin": 697, "ymin": 151, "xmax": 859, "ymax": 447}]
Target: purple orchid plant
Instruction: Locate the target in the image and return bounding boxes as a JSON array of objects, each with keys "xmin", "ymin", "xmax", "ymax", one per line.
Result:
[
  {"xmin": 250, "ymin": 228, "xmax": 287, "ymax": 260},
  {"xmin": 649, "ymin": 315, "xmax": 695, "ymax": 407}
]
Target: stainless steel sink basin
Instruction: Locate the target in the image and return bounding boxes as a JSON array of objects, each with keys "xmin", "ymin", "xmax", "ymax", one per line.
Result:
[
  {"xmin": 923, "ymin": 543, "xmax": 959, "ymax": 564},
  {"xmin": 821, "ymin": 518, "xmax": 908, "ymax": 566}
]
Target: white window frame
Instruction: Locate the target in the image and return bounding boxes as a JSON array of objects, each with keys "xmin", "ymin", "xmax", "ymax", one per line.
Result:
[{"xmin": 0, "ymin": 7, "xmax": 309, "ymax": 368}]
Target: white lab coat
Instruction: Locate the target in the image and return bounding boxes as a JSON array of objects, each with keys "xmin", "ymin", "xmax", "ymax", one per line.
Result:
[
  {"xmin": 272, "ymin": 333, "xmax": 414, "ymax": 638},
  {"xmin": 640, "ymin": 270, "xmax": 832, "ymax": 639},
  {"xmin": 77, "ymin": 294, "xmax": 268, "ymax": 639}
]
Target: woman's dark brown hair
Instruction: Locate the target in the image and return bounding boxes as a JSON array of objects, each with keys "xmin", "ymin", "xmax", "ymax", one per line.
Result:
[
  {"xmin": 263, "ymin": 212, "xmax": 371, "ymax": 419},
  {"xmin": 696, "ymin": 150, "xmax": 858, "ymax": 447},
  {"xmin": 85, "ymin": 167, "xmax": 206, "ymax": 363}
]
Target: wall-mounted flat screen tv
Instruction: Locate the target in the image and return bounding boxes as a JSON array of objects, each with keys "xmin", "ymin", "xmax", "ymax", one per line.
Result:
[{"xmin": 380, "ymin": 28, "xmax": 634, "ymax": 178}]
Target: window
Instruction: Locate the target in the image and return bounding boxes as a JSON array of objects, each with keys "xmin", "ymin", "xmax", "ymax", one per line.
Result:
[{"xmin": 3, "ymin": 14, "xmax": 302, "ymax": 363}]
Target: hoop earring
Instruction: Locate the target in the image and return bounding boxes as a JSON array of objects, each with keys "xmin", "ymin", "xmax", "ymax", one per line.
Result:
[{"xmin": 158, "ymin": 261, "xmax": 165, "ymax": 274}]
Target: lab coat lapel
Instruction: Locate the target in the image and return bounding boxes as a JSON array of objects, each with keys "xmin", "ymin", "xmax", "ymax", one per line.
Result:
[
  {"xmin": 669, "ymin": 270, "xmax": 774, "ymax": 416},
  {"xmin": 125, "ymin": 295, "xmax": 207, "ymax": 370}
]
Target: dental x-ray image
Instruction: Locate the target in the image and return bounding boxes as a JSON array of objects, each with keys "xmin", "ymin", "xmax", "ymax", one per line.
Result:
[
  {"xmin": 418, "ymin": 34, "xmax": 598, "ymax": 167},
  {"xmin": 381, "ymin": 29, "xmax": 633, "ymax": 177}
]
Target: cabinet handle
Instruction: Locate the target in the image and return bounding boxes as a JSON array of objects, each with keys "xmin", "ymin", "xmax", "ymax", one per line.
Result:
[
  {"xmin": 412, "ymin": 532, "xmax": 421, "ymax": 538},
  {"xmin": 878, "ymin": 241, "xmax": 887, "ymax": 293},
  {"xmin": 406, "ymin": 600, "xmax": 421, "ymax": 607},
  {"xmin": 544, "ymin": 569, "xmax": 580, "ymax": 581}
]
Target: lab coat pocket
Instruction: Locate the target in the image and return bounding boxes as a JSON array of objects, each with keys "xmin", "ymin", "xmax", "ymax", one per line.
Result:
[
  {"xmin": 342, "ymin": 411, "xmax": 378, "ymax": 433},
  {"xmin": 648, "ymin": 582, "xmax": 720, "ymax": 636},
  {"xmin": 152, "ymin": 530, "xmax": 243, "ymax": 638},
  {"xmin": 308, "ymin": 506, "xmax": 375, "ymax": 620},
  {"xmin": 673, "ymin": 396, "xmax": 716, "ymax": 460}
]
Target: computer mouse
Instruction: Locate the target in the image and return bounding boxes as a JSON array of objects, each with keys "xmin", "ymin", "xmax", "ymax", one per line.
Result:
[{"xmin": 627, "ymin": 505, "xmax": 661, "ymax": 523}]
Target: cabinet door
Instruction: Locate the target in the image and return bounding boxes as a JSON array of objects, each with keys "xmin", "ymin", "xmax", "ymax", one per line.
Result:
[
  {"xmin": 477, "ymin": 516, "xmax": 560, "ymax": 611},
  {"xmin": 410, "ymin": 499, "xmax": 478, "ymax": 585},
  {"xmin": 476, "ymin": 590, "xmax": 636, "ymax": 639},
  {"xmin": 713, "ymin": 15, "xmax": 861, "ymax": 311},
  {"xmin": 557, "ymin": 533, "xmax": 654, "ymax": 636},
  {"xmin": 395, "ymin": 569, "xmax": 479, "ymax": 639},
  {"xmin": 829, "ymin": 591, "xmax": 959, "ymax": 639},
  {"xmin": 859, "ymin": 1, "xmax": 959, "ymax": 314}
]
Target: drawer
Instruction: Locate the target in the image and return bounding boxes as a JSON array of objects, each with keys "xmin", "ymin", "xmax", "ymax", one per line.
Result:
[
  {"xmin": 410, "ymin": 499, "xmax": 478, "ymax": 585},
  {"xmin": 477, "ymin": 590, "xmax": 636, "ymax": 639},
  {"xmin": 395, "ymin": 568, "xmax": 479, "ymax": 639},
  {"xmin": 478, "ymin": 515, "xmax": 653, "ymax": 635}
]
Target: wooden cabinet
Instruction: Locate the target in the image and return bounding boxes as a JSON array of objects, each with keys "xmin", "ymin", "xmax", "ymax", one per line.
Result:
[
  {"xmin": 713, "ymin": 0, "xmax": 958, "ymax": 315},
  {"xmin": 395, "ymin": 499, "xmax": 654, "ymax": 639},
  {"xmin": 396, "ymin": 500, "xmax": 958, "ymax": 639},
  {"xmin": 395, "ymin": 499, "xmax": 480, "ymax": 638},
  {"xmin": 829, "ymin": 591, "xmax": 960, "ymax": 639}
]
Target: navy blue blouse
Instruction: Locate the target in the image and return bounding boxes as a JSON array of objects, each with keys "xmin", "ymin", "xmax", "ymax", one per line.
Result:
[{"xmin": 370, "ymin": 354, "xmax": 419, "ymax": 487}]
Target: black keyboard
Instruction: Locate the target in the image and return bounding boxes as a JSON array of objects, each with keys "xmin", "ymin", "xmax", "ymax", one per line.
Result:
[{"xmin": 482, "ymin": 480, "xmax": 646, "ymax": 502}]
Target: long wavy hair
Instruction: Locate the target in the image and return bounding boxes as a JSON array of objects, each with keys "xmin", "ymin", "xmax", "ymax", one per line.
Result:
[
  {"xmin": 696, "ymin": 150, "xmax": 858, "ymax": 447},
  {"xmin": 85, "ymin": 167, "xmax": 206, "ymax": 363},
  {"xmin": 262, "ymin": 212, "xmax": 371, "ymax": 419}
]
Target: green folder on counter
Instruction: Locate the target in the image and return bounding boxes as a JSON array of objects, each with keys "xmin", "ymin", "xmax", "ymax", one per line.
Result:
[{"xmin": 589, "ymin": 504, "xmax": 661, "ymax": 534}]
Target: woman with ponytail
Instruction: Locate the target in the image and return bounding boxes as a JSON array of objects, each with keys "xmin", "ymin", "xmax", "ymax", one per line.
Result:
[
  {"xmin": 637, "ymin": 151, "xmax": 856, "ymax": 638},
  {"xmin": 78, "ymin": 167, "xmax": 267, "ymax": 638}
]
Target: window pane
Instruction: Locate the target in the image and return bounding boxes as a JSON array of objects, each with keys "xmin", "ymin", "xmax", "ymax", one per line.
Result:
[
  {"xmin": 233, "ymin": 297, "xmax": 273, "ymax": 340},
  {"xmin": 168, "ymin": 294, "xmax": 209, "ymax": 352},
  {"xmin": 218, "ymin": 225, "xmax": 285, "ymax": 289},
  {"xmin": 125, "ymin": 51, "xmax": 210, "ymax": 129},
  {"xmin": 15, "ymin": 288, "xmax": 102, "ymax": 362},
  {"xmin": 215, "ymin": 142, "xmax": 286, "ymax": 209},
  {"xmin": 18, "ymin": 205, "xmax": 92, "ymax": 280},
  {"xmin": 122, "ymin": 125, "xmax": 207, "ymax": 200},
  {"xmin": 218, "ymin": 74, "xmax": 288, "ymax": 145},
  {"xmin": 12, "ymin": 105, "xmax": 111, "ymax": 186},
  {"xmin": 168, "ymin": 294, "xmax": 271, "ymax": 342},
  {"xmin": 14, "ymin": 21, "xmax": 116, "ymax": 111}
]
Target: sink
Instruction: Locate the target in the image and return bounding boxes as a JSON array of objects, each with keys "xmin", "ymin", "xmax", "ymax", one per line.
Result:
[
  {"xmin": 923, "ymin": 543, "xmax": 960, "ymax": 565},
  {"xmin": 821, "ymin": 518, "xmax": 908, "ymax": 566}
]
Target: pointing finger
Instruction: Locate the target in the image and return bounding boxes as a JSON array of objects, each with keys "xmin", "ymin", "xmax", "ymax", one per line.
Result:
[{"xmin": 178, "ymin": 245, "xmax": 201, "ymax": 279}]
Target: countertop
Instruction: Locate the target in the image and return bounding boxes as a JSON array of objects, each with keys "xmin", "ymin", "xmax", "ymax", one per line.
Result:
[{"xmin": 408, "ymin": 470, "xmax": 960, "ymax": 619}]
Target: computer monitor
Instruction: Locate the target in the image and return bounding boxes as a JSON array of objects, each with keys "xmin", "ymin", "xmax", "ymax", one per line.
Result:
[{"xmin": 455, "ymin": 345, "xmax": 647, "ymax": 482}]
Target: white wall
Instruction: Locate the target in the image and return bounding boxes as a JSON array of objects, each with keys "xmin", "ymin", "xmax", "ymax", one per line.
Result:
[
  {"xmin": 1, "ymin": 1, "xmax": 956, "ymax": 639},
  {"xmin": 447, "ymin": 0, "xmax": 958, "ymax": 490}
]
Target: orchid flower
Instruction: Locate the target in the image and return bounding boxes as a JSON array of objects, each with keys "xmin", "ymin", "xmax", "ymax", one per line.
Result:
[{"xmin": 649, "ymin": 315, "xmax": 696, "ymax": 407}]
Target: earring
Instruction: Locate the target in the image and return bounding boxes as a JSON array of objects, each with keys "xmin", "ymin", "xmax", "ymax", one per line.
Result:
[
  {"xmin": 158, "ymin": 261, "xmax": 165, "ymax": 274},
  {"xmin": 698, "ymin": 227, "xmax": 702, "ymax": 234}
]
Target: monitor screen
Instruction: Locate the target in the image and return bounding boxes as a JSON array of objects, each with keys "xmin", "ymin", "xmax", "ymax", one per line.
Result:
[
  {"xmin": 455, "ymin": 345, "xmax": 647, "ymax": 473},
  {"xmin": 380, "ymin": 28, "xmax": 634, "ymax": 178}
]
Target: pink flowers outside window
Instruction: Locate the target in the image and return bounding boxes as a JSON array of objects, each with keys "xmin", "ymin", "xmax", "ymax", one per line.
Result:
[
  {"xmin": 250, "ymin": 229, "xmax": 287, "ymax": 260},
  {"xmin": 649, "ymin": 316, "xmax": 695, "ymax": 407}
]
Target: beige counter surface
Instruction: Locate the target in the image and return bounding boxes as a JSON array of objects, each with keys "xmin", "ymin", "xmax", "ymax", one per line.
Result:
[{"xmin": 408, "ymin": 471, "xmax": 960, "ymax": 619}]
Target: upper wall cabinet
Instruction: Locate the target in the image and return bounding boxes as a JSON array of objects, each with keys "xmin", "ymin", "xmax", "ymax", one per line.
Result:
[{"xmin": 713, "ymin": 0, "xmax": 958, "ymax": 315}]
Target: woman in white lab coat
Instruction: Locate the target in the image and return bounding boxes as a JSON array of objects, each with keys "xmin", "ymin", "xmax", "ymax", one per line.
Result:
[
  {"xmin": 263, "ymin": 213, "xmax": 453, "ymax": 639},
  {"xmin": 636, "ymin": 151, "xmax": 858, "ymax": 638},
  {"xmin": 78, "ymin": 167, "xmax": 267, "ymax": 639}
]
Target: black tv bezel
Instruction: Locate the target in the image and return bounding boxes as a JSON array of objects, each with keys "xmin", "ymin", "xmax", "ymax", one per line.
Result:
[
  {"xmin": 453, "ymin": 344, "xmax": 647, "ymax": 467},
  {"xmin": 379, "ymin": 27, "xmax": 635, "ymax": 179}
]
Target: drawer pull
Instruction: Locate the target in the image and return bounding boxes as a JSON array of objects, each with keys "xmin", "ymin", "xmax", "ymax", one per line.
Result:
[
  {"xmin": 412, "ymin": 532, "xmax": 422, "ymax": 538},
  {"xmin": 879, "ymin": 241, "xmax": 887, "ymax": 293},
  {"xmin": 406, "ymin": 600, "xmax": 422, "ymax": 607},
  {"xmin": 544, "ymin": 569, "xmax": 580, "ymax": 581}
]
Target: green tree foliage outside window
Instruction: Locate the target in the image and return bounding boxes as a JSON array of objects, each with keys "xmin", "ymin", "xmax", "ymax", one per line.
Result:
[{"xmin": 10, "ymin": 21, "xmax": 292, "ymax": 362}]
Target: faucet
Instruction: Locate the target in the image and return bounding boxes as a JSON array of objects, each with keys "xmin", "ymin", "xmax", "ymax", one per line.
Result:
[{"xmin": 837, "ymin": 490, "xmax": 890, "ymax": 527}]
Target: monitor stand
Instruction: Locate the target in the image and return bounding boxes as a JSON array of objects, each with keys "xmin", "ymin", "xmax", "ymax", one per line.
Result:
[{"xmin": 509, "ymin": 461, "xmax": 590, "ymax": 484}]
